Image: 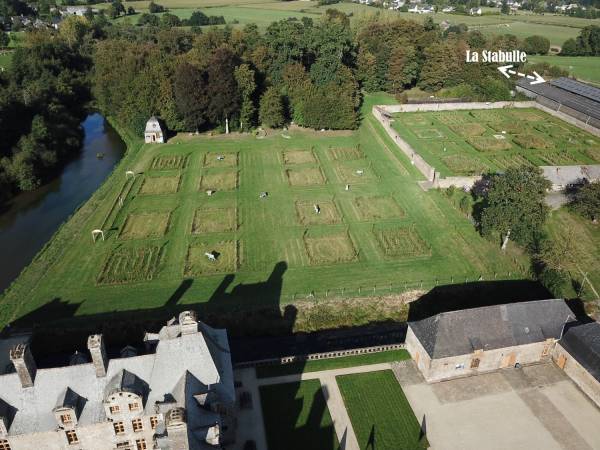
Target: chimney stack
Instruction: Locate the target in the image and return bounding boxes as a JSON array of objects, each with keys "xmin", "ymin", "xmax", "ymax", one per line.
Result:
[
  {"xmin": 179, "ymin": 311, "xmax": 198, "ymax": 335},
  {"xmin": 87, "ymin": 334, "xmax": 107, "ymax": 378},
  {"xmin": 9, "ymin": 343, "xmax": 36, "ymax": 388}
]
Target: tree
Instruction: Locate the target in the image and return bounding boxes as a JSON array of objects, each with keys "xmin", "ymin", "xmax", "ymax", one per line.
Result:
[
  {"xmin": 187, "ymin": 10, "xmax": 209, "ymax": 26},
  {"xmin": 259, "ymin": 87, "xmax": 284, "ymax": 128},
  {"xmin": 205, "ymin": 46, "xmax": 240, "ymax": 127},
  {"xmin": 234, "ymin": 64, "xmax": 257, "ymax": 131},
  {"xmin": 480, "ymin": 167, "xmax": 551, "ymax": 248},
  {"xmin": 148, "ymin": 1, "xmax": 165, "ymax": 13},
  {"xmin": 0, "ymin": 30, "xmax": 9, "ymax": 48},
  {"xmin": 127, "ymin": 6, "xmax": 135, "ymax": 15},
  {"xmin": 160, "ymin": 12, "xmax": 181, "ymax": 28},
  {"xmin": 560, "ymin": 38, "xmax": 578, "ymax": 55},
  {"xmin": 523, "ymin": 35, "xmax": 550, "ymax": 55},
  {"xmin": 388, "ymin": 44, "xmax": 419, "ymax": 94},
  {"xmin": 501, "ymin": 0, "xmax": 510, "ymax": 14},
  {"xmin": 569, "ymin": 181, "xmax": 600, "ymax": 221},
  {"xmin": 138, "ymin": 13, "xmax": 159, "ymax": 27},
  {"xmin": 173, "ymin": 62, "xmax": 209, "ymax": 130},
  {"xmin": 59, "ymin": 15, "xmax": 92, "ymax": 47}
]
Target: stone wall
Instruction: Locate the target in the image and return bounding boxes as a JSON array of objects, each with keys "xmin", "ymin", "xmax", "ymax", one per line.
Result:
[
  {"xmin": 373, "ymin": 101, "xmax": 600, "ymax": 191},
  {"xmin": 553, "ymin": 343, "xmax": 600, "ymax": 408},
  {"xmin": 372, "ymin": 106, "xmax": 436, "ymax": 181}
]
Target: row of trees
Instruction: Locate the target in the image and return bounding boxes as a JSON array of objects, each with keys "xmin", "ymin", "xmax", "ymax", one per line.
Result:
[{"xmin": 560, "ymin": 25, "xmax": 600, "ymax": 55}]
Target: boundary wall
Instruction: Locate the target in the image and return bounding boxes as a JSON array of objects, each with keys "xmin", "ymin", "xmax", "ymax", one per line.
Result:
[{"xmin": 373, "ymin": 101, "xmax": 600, "ymax": 190}]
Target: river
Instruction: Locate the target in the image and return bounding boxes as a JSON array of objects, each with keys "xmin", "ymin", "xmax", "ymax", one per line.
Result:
[{"xmin": 0, "ymin": 113, "xmax": 126, "ymax": 293}]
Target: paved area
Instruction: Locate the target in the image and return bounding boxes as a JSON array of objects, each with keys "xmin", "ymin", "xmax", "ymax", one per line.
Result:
[
  {"xmin": 393, "ymin": 361, "xmax": 600, "ymax": 450},
  {"xmin": 233, "ymin": 363, "xmax": 395, "ymax": 450}
]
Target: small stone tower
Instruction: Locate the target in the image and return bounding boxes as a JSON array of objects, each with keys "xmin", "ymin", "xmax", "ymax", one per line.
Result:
[
  {"xmin": 87, "ymin": 334, "xmax": 107, "ymax": 378},
  {"xmin": 10, "ymin": 343, "xmax": 37, "ymax": 388}
]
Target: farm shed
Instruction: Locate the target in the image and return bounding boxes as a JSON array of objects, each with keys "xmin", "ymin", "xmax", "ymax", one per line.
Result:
[
  {"xmin": 144, "ymin": 116, "xmax": 165, "ymax": 144},
  {"xmin": 553, "ymin": 321, "xmax": 600, "ymax": 408},
  {"xmin": 516, "ymin": 77, "xmax": 600, "ymax": 129},
  {"xmin": 405, "ymin": 299, "xmax": 576, "ymax": 382}
]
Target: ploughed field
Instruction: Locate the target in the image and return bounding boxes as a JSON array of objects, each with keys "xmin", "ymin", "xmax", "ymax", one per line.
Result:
[
  {"xmin": 0, "ymin": 103, "xmax": 528, "ymax": 327},
  {"xmin": 391, "ymin": 108, "xmax": 600, "ymax": 177}
]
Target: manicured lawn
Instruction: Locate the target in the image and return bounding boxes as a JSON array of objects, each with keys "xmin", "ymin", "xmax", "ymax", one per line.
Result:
[
  {"xmin": 337, "ymin": 370, "xmax": 427, "ymax": 450},
  {"xmin": 260, "ymin": 380, "xmax": 338, "ymax": 450},
  {"xmin": 256, "ymin": 349, "xmax": 410, "ymax": 378},
  {"xmin": 0, "ymin": 94, "xmax": 530, "ymax": 331},
  {"xmin": 529, "ymin": 56, "xmax": 600, "ymax": 84},
  {"xmin": 391, "ymin": 108, "xmax": 600, "ymax": 177},
  {"xmin": 0, "ymin": 52, "xmax": 13, "ymax": 71}
]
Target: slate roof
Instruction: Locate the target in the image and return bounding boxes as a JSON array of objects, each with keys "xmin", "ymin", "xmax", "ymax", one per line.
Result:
[
  {"xmin": 0, "ymin": 318, "xmax": 234, "ymax": 439},
  {"xmin": 559, "ymin": 321, "xmax": 600, "ymax": 382},
  {"xmin": 541, "ymin": 165, "xmax": 600, "ymax": 187},
  {"xmin": 409, "ymin": 299, "xmax": 576, "ymax": 359},
  {"xmin": 516, "ymin": 77, "xmax": 600, "ymax": 120}
]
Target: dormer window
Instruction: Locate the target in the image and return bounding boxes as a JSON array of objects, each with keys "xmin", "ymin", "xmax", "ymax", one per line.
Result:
[
  {"xmin": 65, "ymin": 430, "xmax": 79, "ymax": 445},
  {"xmin": 129, "ymin": 402, "xmax": 140, "ymax": 412},
  {"xmin": 60, "ymin": 413, "xmax": 73, "ymax": 425}
]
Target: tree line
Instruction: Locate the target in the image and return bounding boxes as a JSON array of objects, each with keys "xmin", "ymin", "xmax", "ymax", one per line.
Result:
[{"xmin": 560, "ymin": 25, "xmax": 600, "ymax": 56}]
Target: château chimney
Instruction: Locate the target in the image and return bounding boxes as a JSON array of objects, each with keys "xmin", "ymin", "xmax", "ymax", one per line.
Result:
[
  {"xmin": 87, "ymin": 334, "xmax": 107, "ymax": 378},
  {"xmin": 9, "ymin": 343, "xmax": 36, "ymax": 388}
]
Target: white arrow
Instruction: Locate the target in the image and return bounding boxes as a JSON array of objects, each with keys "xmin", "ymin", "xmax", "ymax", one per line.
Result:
[{"xmin": 497, "ymin": 65, "xmax": 545, "ymax": 85}]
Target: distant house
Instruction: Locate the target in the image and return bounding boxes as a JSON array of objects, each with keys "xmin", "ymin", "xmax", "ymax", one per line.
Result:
[
  {"xmin": 405, "ymin": 299, "xmax": 576, "ymax": 383},
  {"xmin": 441, "ymin": 6, "xmax": 454, "ymax": 12},
  {"xmin": 541, "ymin": 165, "xmax": 600, "ymax": 191},
  {"xmin": 144, "ymin": 117, "xmax": 165, "ymax": 144},
  {"xmin": 554, "ymin": 321, "xmax": 600, "ymax": 408},
  {"xmin": 469, "ymin": 7, "xmax": 482, "ymax": 15}
]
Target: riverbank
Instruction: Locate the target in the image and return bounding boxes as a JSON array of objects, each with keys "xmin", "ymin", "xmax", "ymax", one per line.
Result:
[{"xmin": 0, "ymin": 116, "xmax": 141, "ymax": 326}]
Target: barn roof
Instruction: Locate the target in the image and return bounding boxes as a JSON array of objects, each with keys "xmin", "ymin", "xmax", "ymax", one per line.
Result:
[
  {"xmin": 559, "ymin": 321, "xmax": 600, "ymax": 382},
  {"xmin": 409, "ymin": 299, "xmax": 575, "ymax": 359}
]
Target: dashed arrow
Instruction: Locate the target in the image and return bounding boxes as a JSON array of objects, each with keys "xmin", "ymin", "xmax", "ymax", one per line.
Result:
[{"xmin": 498, "ymin": 65, "xmax": 546, "ymax": 85}]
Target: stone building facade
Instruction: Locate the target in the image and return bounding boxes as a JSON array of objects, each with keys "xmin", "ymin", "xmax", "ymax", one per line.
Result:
[
  {"xmin": 0, "ymin": 311, "xmax": 235, "ymax": 450},
  {"xmin": 405, "ymin": 299, "xmax": 576, "ymax": 383},
  {"xmin": 553, "ymin": 321, "xmax": 600, "ymax": 408}
]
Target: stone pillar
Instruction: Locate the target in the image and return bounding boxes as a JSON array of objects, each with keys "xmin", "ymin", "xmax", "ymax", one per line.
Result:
[
  {"xmin": 9, "ymin": 343, "xmax": 37, "ymax": 388},
  {"xmin": 87, "ymin": 334, "xmax": 107, "ymax": 378}
]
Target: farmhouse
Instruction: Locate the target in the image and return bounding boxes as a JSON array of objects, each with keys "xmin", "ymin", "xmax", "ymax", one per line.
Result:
[
  {"xmin": 405, "ymin": 299, "xmax": 576, "ymax": 383},
  {"xmin": 0, "ymin": 311, "xmax": 235, "ymax": 450},
  {"xmin": 541, "ymin": 165, "xmax": 600, "ymax": 191},
  {"xmin": 145, "ymin": 116, "xmax": 165, "ymax": 144},
  {"xmin": 553, "ymin": 321, "xmax": 600, "ymax": 408},
  {"xmin": 516, "ymin": 77, "xmax": 600, "ymax": 130}
]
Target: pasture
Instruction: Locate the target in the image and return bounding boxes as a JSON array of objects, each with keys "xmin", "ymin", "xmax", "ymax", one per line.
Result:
[
  {"xmin": 96, "ymin": 0, "xmax": 598, "ymax": 45},
  {"xmin": 0, "ymin": 94, "xmax": 531, "ymax": 330},
  {"xmin": 391, "ymin": 108, "xmax": 600, "ymax": 177},
  {"xmin": 528, "ymin": 56, "xmax": 600, "ymax": 84},
  {"xmin": 260, "ymin": 380, "xmax": 339, "ymax": 450},
  {"xmin": 337, "ymin": 370, "xmax": 427, "ymax": 450}
]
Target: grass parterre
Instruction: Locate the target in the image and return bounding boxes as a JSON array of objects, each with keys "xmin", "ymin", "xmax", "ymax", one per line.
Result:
[{"xmin": 391, "ymin": 108, "xmax": 600, "ymax": 177}]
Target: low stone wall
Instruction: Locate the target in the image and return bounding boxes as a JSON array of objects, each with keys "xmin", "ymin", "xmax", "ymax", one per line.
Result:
[
  {"xmin": 373, "ymin": 101, "xmax": 600, "ymax": 191},
  {"xmin": 373, "ymin": 106, "xmax": 436, "ymax": 181},
  {"xmin": 382, "ymin": 101, "xmax": 537, "ymax": 113},
  {"xmin": 234, "ymin": 343, "xmax": 406, "ymax": 369}
]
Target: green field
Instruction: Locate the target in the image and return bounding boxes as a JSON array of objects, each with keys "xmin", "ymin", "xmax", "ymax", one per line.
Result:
[
  {"xmin": 95, "ymin": 0, "xmax": 599, "ymax": 44},
  {"xmin": 529, "ymin": 56, "xmax": 600, "ymax": 84},
  {"xmin": 256, "ymin": 349, "xmax": 410, "ymax": 378},
  {"xmin": 337, "ymin": 370, "xmax": 427, "ymax": 450},
  {"xmin": 260, "ymin": 380, "xmax": 338, "ymax": 450},
  {"xmin": 391, "ymin": 108, "xmax": 600, "ymax": 177},
  {"xmin": 0, "ymin": 52, "xmax": 12, "ymax": 71}
]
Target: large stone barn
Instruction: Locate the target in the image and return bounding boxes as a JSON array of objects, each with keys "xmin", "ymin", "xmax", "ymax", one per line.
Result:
[
  {"xmin": 405, "ymin": 299, "xmax": 576, "ymax": 383},
  {"xmin": 144, "ymin": 116, "xmax": 165, "ymax": 144},
  {"xmin": 553, "ymin": 321, "xmax": 600, "ymax": 408},
  {"xmin": 0, "ymin": 311, "xmax": 235, "ymax": 450}
]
